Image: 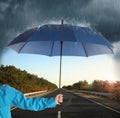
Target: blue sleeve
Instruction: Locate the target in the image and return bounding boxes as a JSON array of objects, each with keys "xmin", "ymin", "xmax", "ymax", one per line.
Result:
[{"xmin": 11, "ymin": 88, "xmax": 56, "ymax": 111}]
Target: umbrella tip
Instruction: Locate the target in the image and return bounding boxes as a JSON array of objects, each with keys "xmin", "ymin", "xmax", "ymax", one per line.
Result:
[{"xmin": 61, "ymin": 19, "xmax": 64, "ymax": 25}]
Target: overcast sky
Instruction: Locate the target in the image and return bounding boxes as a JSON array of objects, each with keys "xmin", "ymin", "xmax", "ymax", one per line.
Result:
[{"xmin": 1, "ymin": 0, "xmax": 120, "ymax": 86}]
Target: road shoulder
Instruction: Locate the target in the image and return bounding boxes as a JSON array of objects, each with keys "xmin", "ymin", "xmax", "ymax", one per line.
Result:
[{"xmin": 75, "ymin": 92, "xmax": 120, "ymax": 112}]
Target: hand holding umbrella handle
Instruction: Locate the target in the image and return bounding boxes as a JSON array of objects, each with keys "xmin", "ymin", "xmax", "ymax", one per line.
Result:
[{"xmin": 55, "ymin": 94, "xmax": 63, "ymax": 105}]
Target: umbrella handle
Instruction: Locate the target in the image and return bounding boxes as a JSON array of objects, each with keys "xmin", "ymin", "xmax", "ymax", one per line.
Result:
[
  {"xmin": 59, "ymin": 19, "xmax": 64, "ymax": 89},
  {"xmin": 59, "ymin": 41, "xmax": 63, "ymax": 89}
]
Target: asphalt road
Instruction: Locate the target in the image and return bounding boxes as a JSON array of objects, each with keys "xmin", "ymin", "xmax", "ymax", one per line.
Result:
[{"xmin": 12, "ymin": 89, "xmax": 120, "ymax": 118}]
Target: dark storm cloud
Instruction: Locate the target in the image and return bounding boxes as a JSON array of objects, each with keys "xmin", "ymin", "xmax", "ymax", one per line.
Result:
[
  {"xmin": 0, "ymin": 0, "xmax": 27, "ymax": 61},
  {"xmin": 82, "ymin": 0, "xmax": 120, "ymax": 42},
  {"xmin": 0, "ymin": 0, "xmax": 120, "ymax": 62}
]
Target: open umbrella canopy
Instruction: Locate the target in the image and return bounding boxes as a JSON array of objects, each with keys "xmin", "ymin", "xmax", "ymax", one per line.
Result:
[
  {"xmin": 7, "ymin": 23, "xmax": 113, "ymax": 88},
  {"xmin": 8, "ymin": 24, "xmax": 113, "ymax": 57}
]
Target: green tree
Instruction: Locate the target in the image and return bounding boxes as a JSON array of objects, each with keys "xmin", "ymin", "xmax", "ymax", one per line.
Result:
[{"xmin": 0, "ymin": 65, "xmax": 57, "ymax": 93}]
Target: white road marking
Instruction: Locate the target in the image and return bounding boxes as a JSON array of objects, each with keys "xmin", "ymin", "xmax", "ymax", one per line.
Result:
[
  {"xmin": 74, "ymin": 92, "xmax": 120, "ymax": 114},
  {"xmin": 86, "ymin": 98, "xmax": 120, "ymax": 114},
  {"xmin": 57, "ymin": 111, "xmax": 61, "ymax": 118}
]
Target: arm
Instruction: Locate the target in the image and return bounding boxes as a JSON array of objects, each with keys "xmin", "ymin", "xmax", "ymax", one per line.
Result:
[{"xmin": 12, "ymin": 89, "xmax": 56, "ymax": 111}]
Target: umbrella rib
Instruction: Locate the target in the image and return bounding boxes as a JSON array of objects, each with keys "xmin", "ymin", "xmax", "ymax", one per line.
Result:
[
  {"xmin": 81, "ymin": 42, "xmax": 88, "ymax": 57},
  {"xmin": 108, "ymin": 46, "xmax": 114, "ymax": 54},
  {"xmin": 18, "ymin": 41, "xmax": 28, "ymax": 53},
  {"xmin": 50, "ymin": 41, "xmax": 54, "ymax": 56},
  {"xmin": 70, "ymin": 26, "xmax": 77, "ymax": 42}
]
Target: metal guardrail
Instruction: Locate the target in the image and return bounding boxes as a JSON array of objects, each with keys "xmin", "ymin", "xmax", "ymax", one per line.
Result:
[
  {"xmin": 24, "ymin": 90, "xmax": 47, "ymax": 97},
  {"xmin": 73, "ymin": 90, "xmax": 114, "ymax": 98}
]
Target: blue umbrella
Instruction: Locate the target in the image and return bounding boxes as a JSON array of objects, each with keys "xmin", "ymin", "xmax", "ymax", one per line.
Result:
[{"xmin": 7, "ymin": 20, "xmax": 113, "ymax": 88}]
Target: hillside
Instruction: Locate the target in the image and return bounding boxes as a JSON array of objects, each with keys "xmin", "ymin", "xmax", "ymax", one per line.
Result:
[{"xmin": 0, "ymin": 65, "xmax": 57, "ymax": 93}]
